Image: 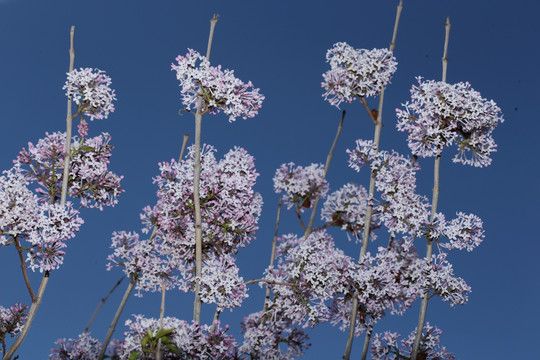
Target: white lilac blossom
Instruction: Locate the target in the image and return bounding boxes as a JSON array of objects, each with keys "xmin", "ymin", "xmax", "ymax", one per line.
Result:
[
  {"xmin": 0, "ymin": 165, "xmax": 83, "ymax": 272},
  {"xmin": 273, "ymin": 162, "xmax": 328, "ymax": 212},
  {"xmin": 16, "ymin": 131, "xmax": 123, "ymax": 210},
  {"xmin": 0, "ymin": 303, "xmax": 28, "ymax": 345},
  {"xmin": 63, "ymin": 68, "xmax": 116, "ymax": 121},
  {"xmin": 421, "ymin": 253, "xmax": 471, "ymax": 306},
  {"xmin": 49, "ymin": 332, "xmax": 102, "ymax": 360},
  {"xmin": 172, "ymin": 49, "xmax": 264, "ymax": 122},
  {"xmin": 322, "ymin": 42, "xmax": 397, "ymax": 108},
  {"xmin": 442, "ymin": 212, "xmax": 484, "ymax": 252},
  {"xmin": 396, "ymin": 77, "xmax": 503, "ymax": 167},
  {"xmin": 240, "ymin": 311, "xmax": 310, "ymax": 359},
  {"xmin": 113, "ymin": 315, "xmax": 237, "ymax": 359},
  {"xmin": 370, "ymin": 323, "xmax": 455, "ymax": 360},
  {"xmin": 265, "ymin": 231, "xmax": 357, "ymax": 328},
  {"xmin": 321, "ymin": 182, "xmax": 376, "ymax": 242}
]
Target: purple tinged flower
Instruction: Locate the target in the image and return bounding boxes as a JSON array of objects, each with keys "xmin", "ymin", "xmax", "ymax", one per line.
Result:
[
  {"xmin": 322, "ymin": 42, "xmax": 397, "ymax": 108},
  {"xmin": 321, "ymin": 182, "xmax": 376, "ymax": 242},
  {"xmin": 442, "ymin": 212, "xmax": 484, "ymax": 252},
  {"xmin": 273, "ymin": 162, "xmax": 328, "ymax": 212},
  {"xmin": 49, "ymin": 332, "xmax": 102, "ymax": 360},
  {"xmin": 63, "ymin": 68, "xmax": 116, "ymax": 121},
  {"xmin": 396, "ymin": 77, "xmax": 503, "ymax": 167},
  {"xmin": 370, "ymin": 323, "xmax": 455, "ymax": 360},
  {"xmin": 15, "ymin": 131, "xmax": 124, "ymax": 210},
  {"xmin": 114, "ymin": 315, "xmax": 237, "ymax": 359},
  {"xmin": 172, "ymin": 49, "xmax": 264, "ymax": 122},
  {"xmin": 0, "ymin": 303, "xmax": 28, "ymax": 344},
  {"xmin": 0, "ymin": 165, "xmax": 84, "ymax": 272}
]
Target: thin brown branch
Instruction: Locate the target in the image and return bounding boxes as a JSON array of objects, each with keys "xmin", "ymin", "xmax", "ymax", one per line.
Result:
[
  {"xmin": 156, "ymin": 282, "xmax": 166, "ymax": 360},
  {"xmin": 359, "ymin": 97, "xmax": 378, "ymax": 125},
  {"xmin": 411, "ymin": 17, "xmax": 450, "ymax": 360},
  {"xmin": 295, "ymin": 206, "xmax": 307, "ymax": 231},
  {"xmin": 193, "ymin": 14, "xmax": 219, "ymax": 324},
  {"xmin": 304, "ymin": 110, "xmax": 346, "ymax": 238},
  {"xmin": 178, "ymin": 134, "xmax": 190, "ymax": 163},
  {"xmin": 343, "ymin": 2, "xmax": 404, "ymax": 359},
  {"xmin": 84, "ymin": 277, "xmax": 124, "ymax": 333},
  {"xmin": 245, "ymin": 279, "xmax": 297, "ymax": 287},
  {"xmin": 13, "ymin": 237, "xmax": 35, "ymax": 302},
  {"xmin": 263, "ymin": 198, "xmax": 282, "ymax": 312}
]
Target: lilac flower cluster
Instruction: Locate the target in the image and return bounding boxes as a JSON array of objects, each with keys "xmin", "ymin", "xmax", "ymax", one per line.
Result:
[
  {"xmin": 172, "ymin": 49, "xmax": 264, "ymax": 122},
  {"xmin": 322, "ymin": 42, "xmax": 397, "ymax": 107},
  {"xmin": 63, "ymin": 68, "xmax": 116, "ymax": 121},
  {"xmin": 396, "ymin": 77, "xmax": 503, "ymax": 167},
  {"xmin": 330, "ymin": 242, "xmax": 423, "ymax": 336},
  {"xmin": 321, "ymin": 182, "xmax": 375, "ymax": 241},
  {"xmin": 240, "ymin": 310, "xmax": 310, "ymax": 359},
  {"xmin": 16, "ymin": 131, "xmax": 123, "ymax": 209},
  {"xmin": 109, "ymin": 146, "xmax": 261, "ymax": 310},
  {"xmin": 370, "ymin": 323, "xmax": 455, "ymax": 360},
  {"xmin": 273, "ymin": 162, "xmax": 328, "ymax": 212},
  {"xmin": 49, "ymin": 332, "xmax": 102, "ymax": 360},
  {"xmin": 0, "ymin": 303, "xmax": 28, "ymax": 345},
  {"xmin": 0, "ymin": 165, "xmax": 83, "ymax": 272},
  {"xmin": 113, "ymin": 315, "xmax": 237, "ymax": 359}
]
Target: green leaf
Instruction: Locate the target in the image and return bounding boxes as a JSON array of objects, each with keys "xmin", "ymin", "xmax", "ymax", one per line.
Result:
[
  {"xmin": 166, "ymin": 344, "xmax": 181, "ymax": 356},
  {"xmin": 155, "ymin": 328, "xmax": 174, "ymax": 338},
  {"xmin": 128, "ymin": 352, "xmax": 141, "ymax": 360}
]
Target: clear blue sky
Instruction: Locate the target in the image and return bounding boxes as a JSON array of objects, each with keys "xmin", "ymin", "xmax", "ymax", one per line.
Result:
[{"xmin": 0, "ymin": 0, "xmax": 538, "ymax": 358}]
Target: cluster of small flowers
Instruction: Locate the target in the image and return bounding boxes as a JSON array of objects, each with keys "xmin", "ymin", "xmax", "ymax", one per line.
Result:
[
  {"xmin": 321, "ymin": 182, "xmax": 375, "ymax": 241},
  {"xmin": 370, "ymin": 323, "xmax": 455, "ymax": 360},
  {"xmin": 63, "ymin": 68, "xmax": 116, "ymax": 121},
  {"xmin": 330, "ymin": 242, "xmax": 423, "ymax": 337},
  {"xmin": 16, "ymin": 131, "xmax": 123, "ymax": 210},
  {"xmin": 109, "ymin": 146, "xmax": 260, "ymax": 309},
  {"xmin": 348, "ymin": 141, "xmax": 430, "ymax": 239},
  {"xmin": 49, "ymin": 332, "xmax": 102, "ymax": 360},
  {"xmin": 322, "ymin": 42, "xmax": 397, "ymax": 108},
  {"xmin": 421, "ymin": 253, "xmax": 471, "ymax": 306},
  {"xmin": 0, "ymin": 165, "xmax": 84, "ymax": 272},
  {"xmin": 151, "ymin": 145, "xmax": 262, "ymax": 258},
  {"xmin": 114, "ymin": 315, "xmax": 237, "ymax": 359},
  {"xmin": 172, "ymin": 49, "xmax": 264, "ymax": 122},
  {"xmin": 0, "ymin": 303, "xmax": 28, "ymax": 344},
  {"xmin": 273, "ymin": 162, "xmax": 328, "ymax": 211},
  {"xmin": 264, "ymin": 230, "xmax": 357, "ymax": 328},
  {"xmin": 396, "ymin": 77, "xmax": 503, "ymax": 167},
  {"xmin": 239, "ymin": 311, "xmax": 310, "ymax": 359}
]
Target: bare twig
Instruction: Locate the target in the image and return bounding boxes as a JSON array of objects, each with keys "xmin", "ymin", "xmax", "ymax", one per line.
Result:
[
  {"xmin": 178, "ymin": 134, "xmax": 190, "ymax": 163},
  {"xmin": 343, "ymin": 2, "xmax": 403, "ymax": 359},
  {"xmin": 98, "ymin": 275, "xmax": 137, "ymax": 360},
  {"xmin": 411, "ymin": 16, "xmax": 450, "ymax": 360},
  {"xmin": 193, "ymin": 14, "xmax": 220, "ymax": 324},
  {"xmin": 156, "ymin": 282, "xmax": 167, "ymax": 360},
  {"xmin": 13, "ymin": 237, "xmax": 35, "ymax": 302},
  {"xmin": 84, "ymin": 277, "xmax": 124, "ymax": 333},
  {"xmin": 304, "ymin": 110, "xmax": 345, "ymax": 238},
  {"xmin": 263, "ymin": 198, "xmax": 282, "ymax": 312},
  {"xmin": 3, "ymin": 26, "xmax": 76, "ymax": 360}
]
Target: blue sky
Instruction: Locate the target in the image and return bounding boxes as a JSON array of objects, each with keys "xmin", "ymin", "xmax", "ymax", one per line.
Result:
[{"xmin": 0, "ymin": 0, "xmax": 538, "ymax": 358}]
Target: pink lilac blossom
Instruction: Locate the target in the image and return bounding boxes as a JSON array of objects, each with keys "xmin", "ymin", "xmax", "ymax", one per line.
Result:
[
  {"xmin": 273, "ymin": 162, "xmax": 328, "ymax": 212},
  {"xmin": 321, "ymin": 182, "xmax": 377, "ymax": 242},
  {"xmin": 322, "ymin": 42, "xmax": 397, "ymax": 108},
  {"xmin": 0, "ymin": 165, "xmax": 84, "ymax": 272},
  {"xmin": 264, "ymin": 231, "xmax": 357, "ymax": 328},
  {"xmin": 172, "ymin": 49, "xmax": 264, "ymax": 122},
  {"xmin": 0, "ymin": 303, "xmax": 28, "ymax": 345},
  {"xmin": 330, "ymin": 242, "xmax": 423, "ymax": 337},
  {"xmin": 63, "ymin": 68, "xmax": 116, "ymax": 121},
  {"xmin": 396, "ymin": 77, "xmax": 503, "ymax": 167},
  {"xmin": 240, "ymin": 311, "xmax": 310, "ymax": 359},
  {"xmin": 114, "ymin": 315, "xmax": 237, "ymax": 359},
  {"xmin": 442, "ymin": 212, "xmax": 484, "ymax": 252},
  {"xmin": 49, "ymin": 332, "xmax": 102, "ymax": 360},
  {"xmin": 348, "ymin": 141, "xmax": 430, "ymax": 240},
  {"xmin": 16, "ymin": 131, "xmax": 123, "ymax": 209},
  {"xmin": 149, "ymin": 145, "xmax": 262, "ymax": 260},
  {"xmin": 370, "ymin": 323, "xmax": 455, "ymax": 360}
]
